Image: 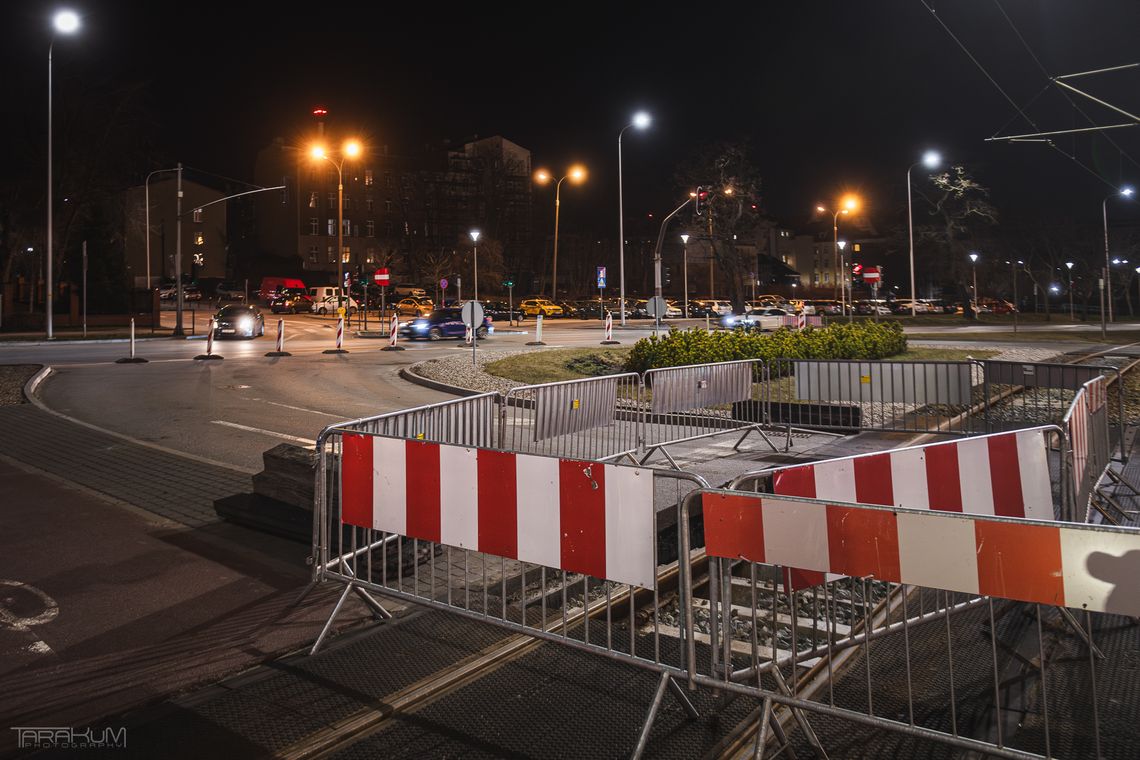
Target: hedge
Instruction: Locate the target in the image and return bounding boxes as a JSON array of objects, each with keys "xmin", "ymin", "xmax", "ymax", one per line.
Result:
[{"xmin": 624, "ymin": 321, "xmax": 907, "ymax": 374}]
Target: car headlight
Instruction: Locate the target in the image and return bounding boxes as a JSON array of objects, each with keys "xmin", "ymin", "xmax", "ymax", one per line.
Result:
[
  {"xmin": 723, "ymin": 316, "xmax": 736, "ymax": 325},
  {"xmin": 414, "ymin": 322, "xmax": 428, "ymax": 331},
  {"xmin": 239, "ymin": 317, "xmax": 253, "ymax": 330}
]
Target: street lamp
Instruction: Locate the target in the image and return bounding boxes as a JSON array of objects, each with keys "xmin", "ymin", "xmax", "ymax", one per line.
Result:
[
  {"xmin": 311, "ymin": 140, "xmax": 361, "ymax": 310},
  {"xmin": 817, "ymin": 194, "xmax": 859, "ymax": 308},
  {"xmin": 680, "ymin": 233, "xmax": 690, "ymax": 317},
  {"xmin": 534, "ymin": 165, "xmax": 586, "ymax": 301},
  {"xmin": 1065, "ymin": 261, "xmax": 1075, "ymax": 319},
  {"xmin": 907, "ymin": 150, "xmax": 941, "ymax": 316},
  {"xmin": 838, "ymin": 240, "xmax": 849, "ymax": 320},
  {"xmin": 1103, "ymin": 185, "xmax": 1135, "ymax": 323},
  {"xmin": 46, "ymin": 8, "xmax": 81, "ymax": 339},
  {"xmin": 469, "ymin": 230, "xmax": 480, "ymax": 302},
  {"xmin": 618, "ymin": 111, "xmax": 651, "ymax": 325},
  {"xmin": 1006, "ymin": 259, "xmax": 1023, "ymax": 332},
  {"xmin": 969, "ymin": 252, "xmax": 979, "ymax": 315}
]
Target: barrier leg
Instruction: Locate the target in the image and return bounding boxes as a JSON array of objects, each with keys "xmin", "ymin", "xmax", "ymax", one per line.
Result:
[
  {"xmin": 638, "ymin": 446, "xmax": 681, "ymax": 470},
  {"xmin": 666, "ymin": 675, "xmax": 699, "ymax": 718},
  {"xmin": 310, "ymin": 583, "xmax": 354, "ymax": 655},
  {"xmin": 733, "ymin": 425, "xmax": 781, "ymax": 454},
  {"xmin": 354, "ymin": 586, "xmax": 393, "ymax": 621},
  {"xmin": 753, "ymin": 696, "xmax": 774, "ymax": 760},
  {"xmin": 770, "ymin": 665, "xmax": 828, "ymax": 759},
  {"xmin": 631, "ymin": 671, "xmax": 675, "ymax": 760}
]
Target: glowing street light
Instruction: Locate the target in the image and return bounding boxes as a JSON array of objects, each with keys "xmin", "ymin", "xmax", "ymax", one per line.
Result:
[
  {"xmin": 1065, "ymin": 261, "xmax": 1075, "ymax": 319},
  {"xmin": 906, "ymin": 150, "xmax": 941, "ymax": 317},
  {"xmin": 969, "ymin": 251, "xmax": 980, "ymax": 315},
  {"xmin": 1103, "ymin": 185, "xmax": 1135, "ymax": 323},
  {"xmin": 817, "ymin": 195, "xmax": 860, "ymax": 310},
  {"xmin": 46, "ymin": 8, "xmax": 81, "ymax": 339},
  {"xmin": 680, "ymin": 233, "xmax": 690, "ymax": 317},
  {"xmin": 311, "ymin": 140, "xmax": 363, "ymax": 309},
  {"xmin": 469, "ymin": 230, "xmax": 481, "ymax": 302},
  {"xmin": 617, "ymin": 111, "xmax": 653, "ymax": 317},
  {"xmin": 535, "ymin": 165, "xmax": 587, "ymax": 300}
]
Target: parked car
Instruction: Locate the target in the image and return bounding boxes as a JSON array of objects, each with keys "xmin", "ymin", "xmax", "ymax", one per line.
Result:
[
  {"xmin": 395, "ymin": 296, "xmax": 434, "ymax": 317},
  {"xmin": 854, "ymin": 300, "xmax": 892, "ymax": 315},
  {"xmin": 518, "ymin": 298, "xmax": 563, "ymax": 317},
  {"xmin": 693, "ymin": 299, "xmax": 734, "ymax": 316},
  {"xmin": 399, "ymin": 308, "xmax": 493, "ymax": 340},
  {"xmin": 212, "ymin": 304, "xmax": 265, "ymax": 338},
  {"xmin": 270, "ymin": 287, "xmax": 313, "ymax": 314},
  {"xmin": 258, "ymin": 277, "xmax": 306, "ymax": 304},
  {"xmin": 183, "ymin": 284, "xmax": 203, "ymax": 301},
  {"xmin": 555, "ymin": 301, "xmax": 583, "ymax": 318},
  {"xmin": 987, "ymin": 300, "xmax": 1018, "ymax": 315},
  {"xmin": 215, "ymin": 281, "xmax": 245, "ymax": 301},
  {"xmin": 891, "ymin": 300, "xmax": 930, "ymax": 315},
  {"xmin": 573, "ymin": 300, "xmax": 607, "ymax": 319},
  {"xmin": 481, "ymin": 301, "xmax": 518, "ymax": 322},
  {"xmin": 722, "ymin": 307, "xmax": 790, "ymax": 331},
  {"xmin": 392, "ymin": 285, "xmax": 428, "ymax": 298},
  {"xmin": 311, "ymin": 295, "xmax": 359, "ymax": 315}
]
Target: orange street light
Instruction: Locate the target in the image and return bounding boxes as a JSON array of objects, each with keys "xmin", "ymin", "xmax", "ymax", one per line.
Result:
[
  {"xmin": 534, "ymin": 165, "xmax": 588, "ymax": 299},
  {"xmin": 311, "ymin": 140, "xmax": 363, "ymax": 308}
]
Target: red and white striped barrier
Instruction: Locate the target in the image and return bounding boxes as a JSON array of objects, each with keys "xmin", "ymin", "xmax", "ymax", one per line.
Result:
[
  {"xmin": 606, "ymin": 312, "xmax": 613, "ymax": 341},
  {"xmin": 336, "ymin": 317, "xmax": 344, "ymax": 350},
  {"xmin": 276, "ymin": 318, "xmax": 285, "ymax": 352},
  {"xmin": 339, "ymin": 436, "xmax": 656, "ymax": 588},
  {"xmin": 464, "ymin": 323, "xmax": 473, "ymax": 345},
  {"xmin": 780, "ymin": 315, "xmax": 822, "ymax": 330},
  {"xmin": 766, "ymin": 427, "xmax": 1055, "ymax": 589},
  {"xmin": 703, "ymin": 491, "xmax": 1140, "ymax": 617},
  {"xmin": 389, "ymin": 313, "xmax": 398, "ymax": 348},
  {"xmin": 206, "ymin": 320, "xmax": 215, "ymax": 356},
  {"xmin": 1069, "ymin": 375, "xmax": 1107, "ymax": 488}
]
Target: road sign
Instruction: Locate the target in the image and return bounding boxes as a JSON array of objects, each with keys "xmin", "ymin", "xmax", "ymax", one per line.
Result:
[
  {"xmin": 596, "ymin": 266, "xmax": 607, "ymax": 289},
  {"xmin": 440, "ymin": 278, "xmax": 449, "ymax": 290},
  {"xmin": 647, "ymin": 295, "xmax": 669, "ymax": 318},
  {"xmin": 461, "ymin": 300, "xmax": 485, "ymax": 326},
  {"xmin": 863, "ymin": 266, "xmax": 881, "ymax": 283},
  {"xmin": 374, "ymin": 268, "xmax": 389, "ymax": 285}
]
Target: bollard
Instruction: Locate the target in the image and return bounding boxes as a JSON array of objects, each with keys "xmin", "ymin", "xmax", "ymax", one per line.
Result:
[
  {"xmin": 265, "ymin": 318, "xmax": 292, "ymax": 357},
  {"xmin": 458, "ymin": 323, "xmax": 474, "ymax": 348},
  {"xmin": 601, "ymin": 310, "xmax": 620, "ymax": 345},
  {"xmin": 323, "ymin": 316, "xmax": 349, "ymax": 354},
  {"xmin": 195, "ymin": 319, "xmax": 224, "ymax": 361},
  {"xmin": 705, "ymin": 313, "xmax": 711, "ymax": 333},
  {"xmin": 526, "ymin": 313, "xmax": 546, "ymax": 346},
  {"xmin": 115, "ymin": 317, "xmax": 149, "ymax": 363},
  {"xmin": 382, "ymin": 312, "xmax": 404, "ymax": 351}
]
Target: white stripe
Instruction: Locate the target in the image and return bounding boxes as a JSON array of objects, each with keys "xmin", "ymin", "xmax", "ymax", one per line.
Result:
[
  {"xmin": 812, "ymin": 458, "xmax": 856, "ymax": 502},
  {"xmin": 604, "ymin": 465, "xmax": 655, "ymax": 588},
  {"xmin": 762, "ymin": 498, "xmax": 829, "ymax": 571},
  {"xmin": 1015, "ymin": 429, "xmax": 1054, "ymax": 521},
  {"xmin": 896, "ymin": 512, "xmax": 979, "ymax": 595},
  {"xmin": 439, "ymin": 445, "xmax": 479, "ymax": 549},
  {"xmin": 372, "ymin": 437, "xmax": 406, "ymax": 534},
  {"xmin": 210, "ymin": 420, "xmax": 314, "ymax": 446},
  {"xmin": 889, "ymin": 446, "xmax": 929, "ymax": 510},
  {"xmin": 1060, "ymin": 528, "xmax": 1140, "ymax": 616},
  {"xmin": 515, "ymin": 454, "xmax": 561, "ymax": 569},
  {"xmin": 956, "ymin": 437, "xmax": 995, "ymax": 515}
]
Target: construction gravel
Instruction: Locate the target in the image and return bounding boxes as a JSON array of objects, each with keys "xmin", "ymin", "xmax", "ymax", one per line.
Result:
[{"xmin": 0, "ymin": 364, "xmax": 39, "ymax": 406}]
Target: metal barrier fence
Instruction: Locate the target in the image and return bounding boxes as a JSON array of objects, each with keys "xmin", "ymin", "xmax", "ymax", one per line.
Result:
[
  {"xmin": 1064, "ymin": 376, "xmax": 1111, "ymax": 522},
  {"xmin": 500, "ymin": 373, "xmax": 643, "ymax": 462},
  {"xmin": 641, "ymin": 359, "xmax": 778, "ymax": 467},
  {"xmin": 766, "ymin": 358, "xmax": 984, "ymax": 435}
]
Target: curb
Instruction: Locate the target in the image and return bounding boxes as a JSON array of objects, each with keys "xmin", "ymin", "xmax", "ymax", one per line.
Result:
[
  {"xmin": 397, "ymin": 367, "xmax": 482, "ymax": 398},
  {"xmin": 0, "ymin": 336, "xmax": 173, "ymax": 347}
]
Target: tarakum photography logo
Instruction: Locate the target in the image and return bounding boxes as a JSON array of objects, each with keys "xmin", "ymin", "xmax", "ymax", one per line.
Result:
[{"xmin": 11, "ymin": 726, "xmax": 126, "ymax": 750}]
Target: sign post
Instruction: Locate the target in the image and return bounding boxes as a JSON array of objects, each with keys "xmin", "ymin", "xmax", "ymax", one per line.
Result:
[
  {"xmin": 597, "ymin": 266, "xmax": 607, "ymax": 322},
  {"xmin": 503, "ymin": 279, "xmax": 515, "ymax": 325},
  {"xmin": 862, "ymin": 266, "xmax": 882, "ymax": 322},
  {"xmin": 461, "ymin": 300, "xmax": 485, "ymax": 367},
  {"xmin": 373, "ymin": 268, "xmax": 390, "ymax": 332}
]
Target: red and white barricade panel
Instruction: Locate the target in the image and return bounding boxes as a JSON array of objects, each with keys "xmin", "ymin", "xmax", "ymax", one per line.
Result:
[
  {"xmin": 767, "ymin": 427, "xmax": 1055, "ymax": 589},
  {"xmin": 703, "ymin": 492, "xmax": 1140, "ymax": 617},
  {"xmin": 1069, "ymin": 375, "xmax": 1106, "ymax": 489},
  {"xmin": 339, "ymin": 435, "xmax": 657, "ymax": 588}
]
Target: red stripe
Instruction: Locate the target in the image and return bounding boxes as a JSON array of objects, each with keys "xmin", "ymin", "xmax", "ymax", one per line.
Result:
[
  {"xmin": 340, "ymin": 434, "xmax": 374, "ymax": 528},
  {"xmin": 974, "ymin": 521, "xmax": 1064, "ymax": 607},
  {"xmin": 477, "ymin": 449, "xmax": 518, "ymax": 559},
  {"xmin": 784, "ymin": 569, "xmax": 827, "ymax": 592},
  {"xmin": 854, "ymin": 452, "xmax": 894, "ymax": 506},
  {"xmin": 702, "ymin": 493, "xmax": 765, "ymax": 562},
  {"xmin": 558, "ymin": 459, "xmax": 607, "ymax": 579},
  {"xmin": 404, "ymin": 440, "xmax": 441, "ymax": 542},
  {"xmin": 772, "ymin": 465, "xmax": 816, "ymax": 498},
  {"xmin": 987, "ymin": 434, "xmax": 1025, "ymax": 518},
  {"xmin": 924, "ymin": 442, "xmax": 963, "ymax": 512},
  {"xmin": 826, "ymin": 505, "xmax": 901, "ymax": 582}
]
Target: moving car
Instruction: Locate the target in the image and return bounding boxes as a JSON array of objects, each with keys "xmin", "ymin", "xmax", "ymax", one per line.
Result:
[
  {"xmin": 311, "ymin": 295, "xmax": 360, "ymax": 315},
  {"xmin": 399, "ymin": 308, "xmax": 493, "ymax": 340},
  {"xmin": 691, "ymin": 299, "xmax": 733, "ymax": 316},
  {"xmin": 215, "ymin": 281, "xmax": 245, "ymax": 301},
  {"xmin": 270, "ymin": 287, "xmax": 313, "ymax": 314},
  {"xmin": 395, "ymin": 296, "xmax": 434, "ymax": 317},
  {"xmin": 518, "ymin": 298, "xmax": 563, "ymax": 317},
  {"xmin": 212, "ymin": 304, "xmax": 265, "ymax": 338},
  {"xmin": 722, "ymin": 307, "xmax": 790, "ymax": 331}
]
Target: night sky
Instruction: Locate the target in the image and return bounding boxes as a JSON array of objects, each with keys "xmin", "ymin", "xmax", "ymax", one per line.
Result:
[{"xmin": 4, "ymin": 0, "xmax": 1139, "ymax": 235}]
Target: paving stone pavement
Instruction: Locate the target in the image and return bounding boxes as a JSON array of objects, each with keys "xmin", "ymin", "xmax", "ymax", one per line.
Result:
[{"xmin": 0, "ymin": 404, "xmax": 249, "ymax": 527}]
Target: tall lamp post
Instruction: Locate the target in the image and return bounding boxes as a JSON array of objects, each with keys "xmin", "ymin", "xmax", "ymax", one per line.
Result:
[
  {"xmin": 969, "ymin": 252, "xmax": 980, "ymax": 315},
  {"xmin": 1098, "ymin": 189, "xmax": 1135, "ymax": 325},
  {"xmin": 1065, "ymin": 261, "xmax": 1075, "ymax": 320},
  {"xmin": 817, "ymin": 195, "xmax": 859, "ymax": 307},
  {"xmin": 469, "ymin": 230, "xmax": 480, "ymax": 302},
  {"xmin": 906, "ymin": 150, "xmax": 941, "ymax": 316},
  {"xmin": 618, "ymin": 111, "xmax": 651, "ymax": 326},
  {"xmin": 46, "ymin": 9, "xmax": 81, "ymax": 339},
  {"xmin": 534, "ymin": 166, "xmax": 586, "ymax": 301},
  {"xmin": 680, "ymin": 233, "xmax": 690, "ymax": 317},
  {"xmin": 311, "ymin": 140, "xmax": 361, "ymax": 310}
]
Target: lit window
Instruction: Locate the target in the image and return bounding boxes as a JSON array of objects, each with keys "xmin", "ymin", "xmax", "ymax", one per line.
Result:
[
  {"xmin": 365, "ymin": 169, "xmax": 373, "ymax": 186},
  {"xmin": 366, "ymin": 220, "xmax": 375, "ymax": 237},
  {"xmin": 342, "ymin": 219, "xmax": 351, "ymax": 236},
  {"xmin": 366, "ymin": 247, "xmax": 376, "ymax": 263},
  {"xmin": 309, "ymin": 192, "xmax": 318, "ymax": 209},
  {"xmin": 310, "ymin": 218, "xmax": 319, "ymax": 234},
  {"xmin": 194, "ymin": 232, "xmax": 204, "ymax": 246},
  {"xmin": 327, "ymin": 219, "xmax": 336, "ymax": 235},
  {"xmin": 341, "ymin": 247, "xmax": 351, "ymax": 264},
  {"xmin": 192, "ymin": 208, "xmax": 203, "ymax": 223},
  {"xmin": 308, "ymin": 246, "xmax": 319, "ymax": 262},
  {"xmin": 327, "ymin": 246, "xmax": 336, "ymax": 262}
]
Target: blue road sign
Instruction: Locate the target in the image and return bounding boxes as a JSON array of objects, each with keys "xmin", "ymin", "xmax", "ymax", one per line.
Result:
[{"xmin": 597, "ymin": 266, "xmax": 607, "ymax": 289}]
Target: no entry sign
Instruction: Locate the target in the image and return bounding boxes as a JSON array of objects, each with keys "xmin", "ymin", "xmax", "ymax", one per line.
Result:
[
  {"xmin": 374, "ymin": 268, "xmax": 390, "ymax": 285},
  {"xmin": 863, "ymin": 266, "xmax": 881, "ymax": 283}
]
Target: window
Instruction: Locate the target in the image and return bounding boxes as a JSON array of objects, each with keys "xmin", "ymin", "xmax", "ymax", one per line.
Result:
[
  {"xmin": 385, "ymin": 221, "xmax": 393, "ymax": 236},
  {"xmin": 366, "ymin": 220, "xmax": 375, "ymax": 237},
  {"xmin": 327, "ymin": 219, "xmax": 336, "ymax": 235},
  {"xmin": 364, "ymin": 169, "xmax": 373, "ymax": 186},
  {"xmin": 341, "ymin": 247, "xmax": 351, "ymax": 264},
  {"xmin": 327, "ymin": 245, "xmax": 336, "ymax": 263},
  {"xmin": 193, "ymin": 232, "xmax": 204, "ymax": 246},
  {"xmin": 385, "ymin": 172, "xmax": 393, "ymax": 189},
  {"xmin": 342, "ymin": 219, "xmax": 351, "ymax": 236},
  {"xmin": 343, "ymin": 197, "xmax": 351, "ymax": 211},
  {"xmin": 327, "ymin": 192, "xmax": 335, "ymax": 207},
  {"xmin": 366, "ymin": 197, "xmax": 374, "ymax": 212},
  {"xmin": 366, "ymin": 247, "xmax": 376, "ymax": 264},
  {"xmin": 309, "ymin": 218, "xmax": 319, "ymax": 235},
  {"xmin": 309, "ymin": 192, "xmax": 318, "ymax": 209},
  {"xmin": 308, "ymin": 246, "xmax": 319, "ymax": 263},
  {"xmin": 385, "ymin": 200, "xmax": 392, "ymax": 214},
  {"xmin": 192, "ymin": 208, "xmax": 203, "ymax": 223}
]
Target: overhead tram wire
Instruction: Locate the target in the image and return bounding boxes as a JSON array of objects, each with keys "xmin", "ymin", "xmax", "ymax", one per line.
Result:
[
  {"xmin": 919, "ymin": 0, "xmax": 1120, "ymax": 191},
  {"xmin": 992, "ymin": 0, "xmax": 1140, "ymax": 175}
]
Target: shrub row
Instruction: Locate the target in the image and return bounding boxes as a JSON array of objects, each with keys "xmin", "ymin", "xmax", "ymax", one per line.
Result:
[{"xmin": 623, "ymin": 321, "xmax": 907, "ymax": 373}]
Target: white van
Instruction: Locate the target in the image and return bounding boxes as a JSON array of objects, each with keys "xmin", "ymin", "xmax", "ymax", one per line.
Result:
[{"xmin": 308, "ymin": 286, "xmax": 343, "ymax": 302}]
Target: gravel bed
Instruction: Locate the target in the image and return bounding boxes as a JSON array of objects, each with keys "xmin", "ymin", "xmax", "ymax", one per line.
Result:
[
  {"xmin": 0, "ymin": 364, "xmax": 39, "ymax": 406},
  {"xmin": 412, "ymin": 348, "xmax": 531, "ymax": 395}
]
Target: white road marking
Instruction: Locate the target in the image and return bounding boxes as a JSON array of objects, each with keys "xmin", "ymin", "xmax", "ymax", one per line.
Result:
[
  {"xmin": 210, "ymin": 420, "xmax": 315, "ymax": 446},
  {"xmin": 247, "ymin": 398, "xmax": 345, "ymax": 418}
]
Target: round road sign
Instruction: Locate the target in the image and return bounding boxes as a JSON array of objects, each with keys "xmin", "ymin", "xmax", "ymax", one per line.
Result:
[
  {"xmin": 461, "ymin": 300, "xmax": 485, "ymax": 327},
  {"xmin": 647, "ymin": 295, "xmax": 669, "ymax": 319}
]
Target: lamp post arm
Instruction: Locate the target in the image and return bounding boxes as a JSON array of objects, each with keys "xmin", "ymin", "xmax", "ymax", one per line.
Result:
[
  {"xmin": 178, "ymin": 185, "xmax": 286, "ymax": 216},
  {"xmin": 652, "ymin": 197, "xmax": 694, "ymax": 297}
]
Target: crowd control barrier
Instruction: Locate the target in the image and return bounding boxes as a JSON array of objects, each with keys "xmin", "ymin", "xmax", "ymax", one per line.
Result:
[{"xmin": 1064, "ymin": 375, "xmax": 1112, "ymax": 522}]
